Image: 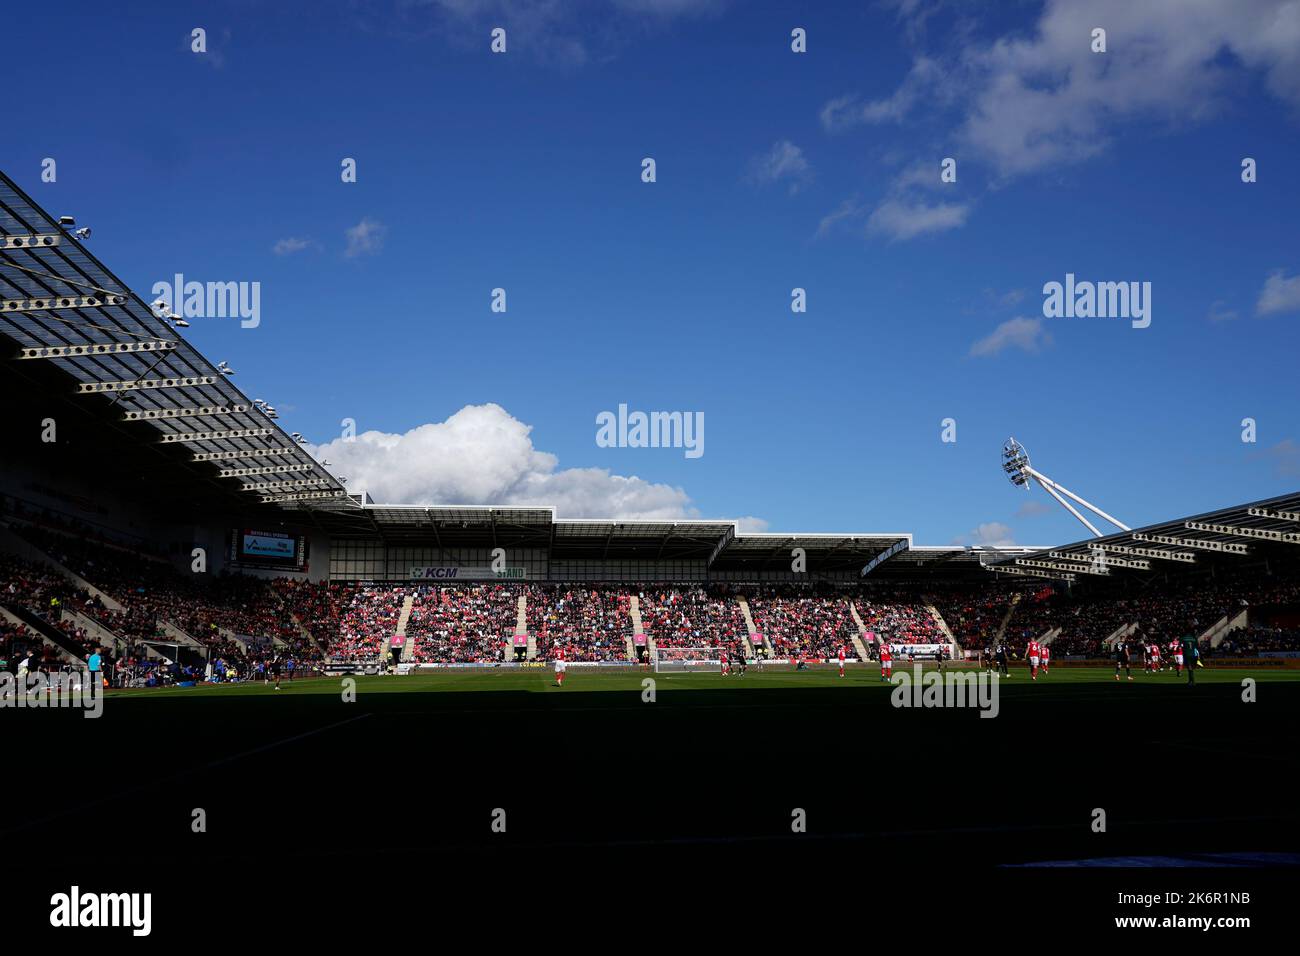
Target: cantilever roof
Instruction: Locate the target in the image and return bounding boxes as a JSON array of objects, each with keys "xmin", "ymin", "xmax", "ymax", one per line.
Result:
[{"xmin": 0, "ymin": 170, "xmax": 346, "ymax": 508}]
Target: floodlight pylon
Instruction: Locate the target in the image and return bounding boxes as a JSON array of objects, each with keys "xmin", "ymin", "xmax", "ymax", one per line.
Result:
[{"xmin": 1001, "ymin": 437, "xmax": 1129, "ymax": 538}]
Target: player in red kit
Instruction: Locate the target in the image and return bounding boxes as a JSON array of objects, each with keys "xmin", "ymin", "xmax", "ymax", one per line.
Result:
[
  {"xmin": 879, "ymin": 643, "xmax": 892, "ymax": 682},
  {"xmin": 1149, "ymin": 642, "xmax": 1161, "ymax": 672},
  {"xmin": 1040, "ymin": 642, "xmax": 1050, "ymax": 675},
  {"xmin": 1026, "ymin": 639, "xmax": 1041, "ymax": 681},
  {"xmin": 1171, "ymin": 638, "xmax": 1183, "ymax": 675},
  {"xmin": 838, "ymin": 644, "xmax": 846, "ymax": 678}
]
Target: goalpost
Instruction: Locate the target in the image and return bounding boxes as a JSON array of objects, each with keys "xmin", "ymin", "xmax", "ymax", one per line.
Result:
[{"xmin": 653, "ymin": 646, "xmax": 723, "ymax": 673}]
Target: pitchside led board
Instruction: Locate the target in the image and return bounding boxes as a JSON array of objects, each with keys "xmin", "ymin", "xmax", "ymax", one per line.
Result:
[{"xmin": 228, "ymin": 528, "xmax": 308, "ymax": 572}]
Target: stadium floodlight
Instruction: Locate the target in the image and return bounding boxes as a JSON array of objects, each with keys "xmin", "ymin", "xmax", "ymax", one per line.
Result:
[
  {"xmin": 984, "ymin": 564, "xmax": 1076, "ymax": 582},
  {"xmin": 241, "ymin": 478, "xmax": 334, "ymax": 491},
  {"xmin": 1184, "ymin": 520, "xmax": 1300, "ymax": 545},
  {"xmin": 1091, "ymin": 542, "xmax": 1196, "ymax": 563},
  {"xmin": 258, "ymin": 490, "xmax": 348, "ymax": 503},
  {"xmin": 17, "ymin": 341, "xmax": 177, "ymax": 360},
  {"xmin": 1, "ymin": 293, "xmax": 128, "ymax": 313},
  {"xmin": 2, "ymin": 233, "xmax": 61, "ymax": 250},
  {"xmin": 1000, "ymin": 437, "xmax": 1129, "ymax": 537},
  {"xmin": 1248, "ymin": 506, "xmax": 1300, "ymax": 523},
  {"xmin": 158, "ymin": 427, "xmax": 274, "ymax": 444},
  {"xmin": 216, "ymin": 361, "xmax": 235, "ymax": 376},
  {"xmin": 77, "ymin": 375, "xmax": 218, "ymax": 394},
  {"xmin": 1017, "ymin": 557, "xmax": 1109, "ymax": 576},
  {"xmin": 191, "ymin": 447, "xmax": 294, "ymax": 462},
  {"xmin": 291, "ymin": 432, "xmax": 302, "ymax": 441},
  {"xmin": 166, "ymin": 311, "xmax": 190, "ymax": 328},
  {"xmin": 58, "ymin": 215, "xmax": 75, "ymax": 226},
  {"xmin": 1052, "ymin": 549, "xmax": 1150, "ymax": 570},
  {"xmin": 338, "ymin": 476, "xmax": 347, "ymax": 483},
  {"xmin": 73, "ymin": 227, "xmax": 91, "ymax": 240},
  {"xmin": 123, "ymin": 403, "xmax": 250, "ymax": 422},
  {"xmin": 1132, "ymin": 532, "xmax": 1249, "ymax": 555},
  {"xmin": 217, "ymin": 463, "xmax": 314, "ymax": 478}
]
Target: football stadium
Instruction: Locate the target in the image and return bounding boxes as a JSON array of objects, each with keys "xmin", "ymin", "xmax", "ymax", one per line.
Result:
[{"xmin": 6, "ymin": 0, "xmax": 1300, "ymax": 940}]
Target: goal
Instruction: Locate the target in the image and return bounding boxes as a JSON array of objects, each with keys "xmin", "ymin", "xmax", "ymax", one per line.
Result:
[{"xmin": 653, "ymin": 646, "xmax": 723, "ymax": 672}]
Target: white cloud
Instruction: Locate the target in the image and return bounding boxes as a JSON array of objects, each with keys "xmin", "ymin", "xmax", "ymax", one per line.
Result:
[
  {"xmin": 952, "ymin": 521, "xmax": 1018, "ymax": 548},
  {"xmin": 1258, "ymin": 438, "xmax": 1300, "ymax": 477},
  {"xmin": 307, "ymin": 402, "xmax": 766, "ymax": 526},
  {"xmin": 1256, "ymin": 269, "xmax": 1300, "ymax": 316},
  {"xmin": 1207, "ymin": 299, "xmax": 1240, "ymax": 323},
  {"xmin": 820, "ymin": 57, "xmax": 945, "ymax": 130},
  {"xmin": 272, "ymin": 237, "xmax": 314, "ymax": 256},
  {"xmin": 1015, "ymin": 499, "xmax": 1053, "ymax": 519},
  {"xmin": 823, "ymin": 1, "xmax": 1300, "ymax": 179},
  {"xmin": 866, "ymin": 198, "xmax": 969, "ymax": 241},
  {"xmin": 344, "ymin": 218, "xmax": 386, "ymax": 258},
  {"xmin": 745, "ymin": 140, "xmax": 812, "ymax": 192},
  {"xmin": 969, "ymin": 317, "xmax": 1050, "ymax": 357}
]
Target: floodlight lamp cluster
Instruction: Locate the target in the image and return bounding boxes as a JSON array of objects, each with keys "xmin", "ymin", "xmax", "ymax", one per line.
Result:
[{"xmin": 1002, "ymin": 438, "xmax": 1031, "ymax": 487}]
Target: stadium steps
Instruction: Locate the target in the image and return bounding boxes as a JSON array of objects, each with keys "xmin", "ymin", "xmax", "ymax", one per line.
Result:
[
  {"xmin": 0, "ymin": 521, "xmax": 125, "ymax": 612},
  {"xmin": 2, "ymin": 603, "xmax": 86, "ymax": 666},
  {"xmin": 629, "ymin": 596, "xmax": 651, "ymax": 656},
  {"xmin": 1101, "ymin": 622, "xmax": 1134, "ymax": 648},
  {"xmin": 158, "ymin": 619, "xmax": 206, "ymax": 651},
  {"xmin": 396, "ymin": 593, "xmax": 416, "ymax": 662},
  {"xmin": 923, "ymin": 600, "xmax": 958, "ymax": 653},
  {"xmin": 1039, "ymin": 626, "xmax": 1062, "ymax": 646},
  {"xmin": 621, "ymin": 595, "xmax": 637, "ymax": 660},
  {"xmin": 845, "ymin": 602, "xmax": 871, "ymax": 661},
  {"xmin": 63, "ymin": 608, "xmax": 127, "ymax": 655},
  {"xmin": 995, "ymin": 592, "xmax": 1023, "ymax": 643},
  {"xmin": 516, "ymin": 594, "xmax": 538, "ymax": 659},
  {"xmin": 736, "ymin": 597, "xmax": 767, "ymax": 657},
  {"xmin": 1206, "ymin": 609, "xmax": 1248, "ymax": 648},
  {"xmin": 270, "ymin": 585, "xmax": 323, "ymax": 655}
]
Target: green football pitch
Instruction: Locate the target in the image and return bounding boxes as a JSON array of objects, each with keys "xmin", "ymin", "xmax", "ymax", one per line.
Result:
[{"xmin": 6, "ymin": 663, "xmax": 1298, "ymax": 870}]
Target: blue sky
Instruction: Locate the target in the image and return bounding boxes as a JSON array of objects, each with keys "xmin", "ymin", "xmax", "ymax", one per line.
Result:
[{"xmin": 6, "ymin": 0, "xmax": 1300, "ymax": 546}]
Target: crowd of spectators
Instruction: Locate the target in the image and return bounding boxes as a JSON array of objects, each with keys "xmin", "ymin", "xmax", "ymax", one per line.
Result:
[
  {"xmin": 530, "ymin": 587, "xmax": 626, "ymax": 662},
  {"xmin": 638, "ymin": 586, "xmax": 746, "ymax": 658},
  {"xmin": 855, "ymin": 589, "xmax": 942, "ymax": 650},
  {"xmin": 410, "ymin": 584, "xmax": 521, "ymax": 663},
  {"xmin": 745, "ymin": 586, "xmax": 859, "ymax": 659}
]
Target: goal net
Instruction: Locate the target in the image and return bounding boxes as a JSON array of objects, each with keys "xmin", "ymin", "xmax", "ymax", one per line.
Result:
[{"xmin": 653, "ymin": 646, "xmax": 723, "ymax": 672}]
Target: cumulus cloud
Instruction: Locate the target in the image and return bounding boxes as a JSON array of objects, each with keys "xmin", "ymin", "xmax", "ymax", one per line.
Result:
[
  {"xmin": 1257, "ymin": 438, "xmax": 1300, "ymax": 478},
  {"xmin": 969, "ymin": 317, "xmax": 1051, "ymax": 357},
  {"xmin": 1256, "ymin": 269, "xmax": 1300, "ymax": 316},
  {"xmin": 408, "ymin": 0, "xmax": 724, "ymax": 65},
  {"xmin": 344, "ymin": 218, "xmax": 386, "ymax": 258},
  {"xmin": 820, "ymin": 57, "xmax": 946, "ymax": 130},
  {"xmin": 952, "ymin": 521, "xmax": 1018, "ymax": 548},
  {"xmin": 307, "ymin": 402, "xmax": 766, "ymax": 526},
  {"xmin": 866, "ymin": 198, "xmax": 969, "ymax": 241},
  {"xmin": 1207, "ymin": 299, "xmax": 1240, "ymax": 323},
  {"xmin": 745, "ymin": 140, "xmax": 812, "ymax": 193},
  {"xmin": 1015, "ymin": 499, "xmax": 1053, "ymax": 519},
  {"xmin": 272, "ymin": 237, "xmax": 314, "ymax": 256},
  {"xmin": 823, "ymin": 1, "xmax": 1300, "ymax": 179}
]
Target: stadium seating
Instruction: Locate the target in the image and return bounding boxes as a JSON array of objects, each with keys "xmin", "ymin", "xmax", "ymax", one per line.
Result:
[{"xmin": 746, "ymin": 587, "xmax": 859, "ymax": 659}]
